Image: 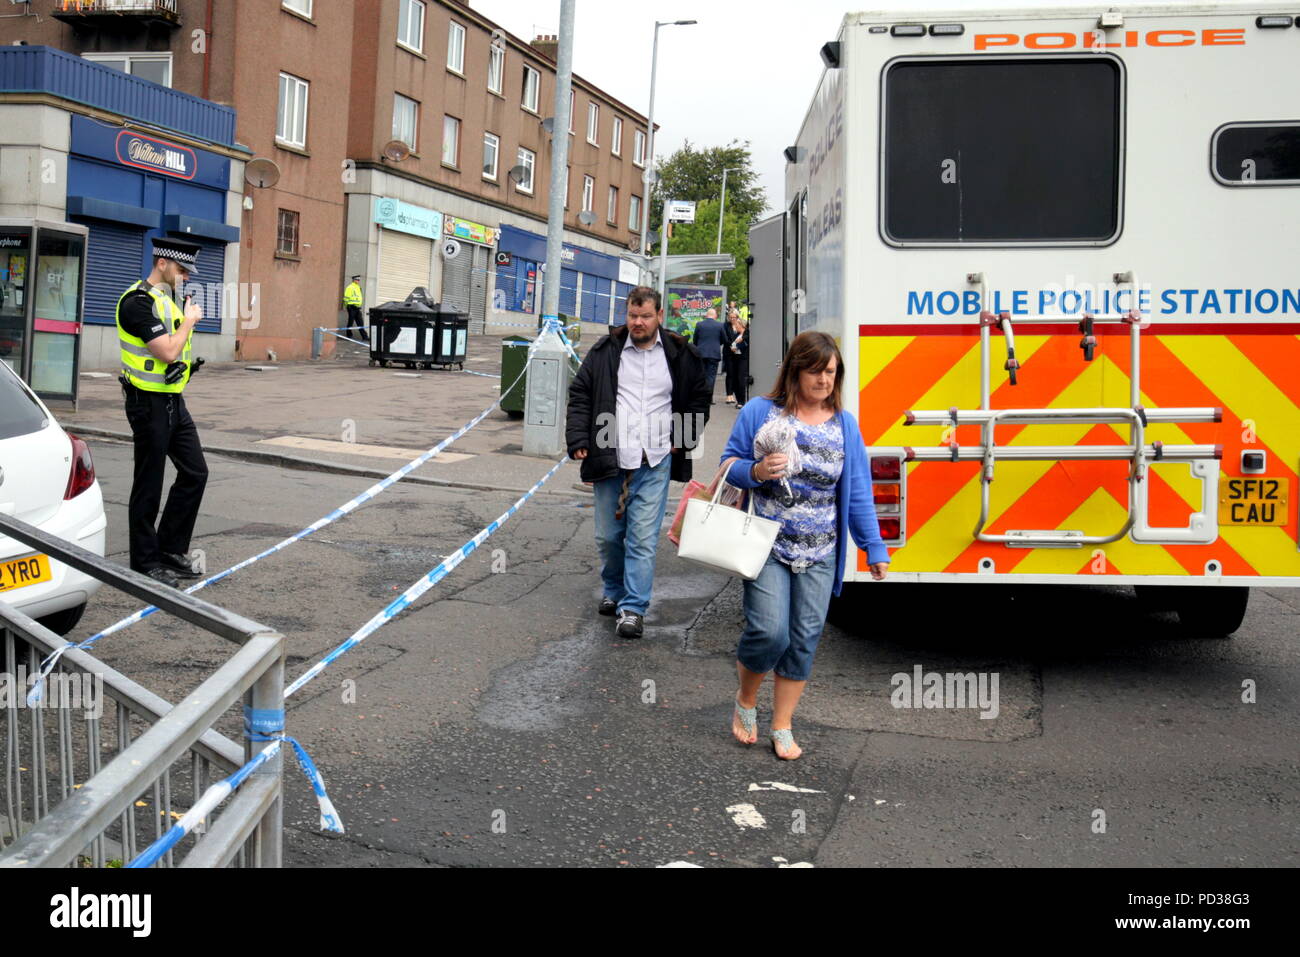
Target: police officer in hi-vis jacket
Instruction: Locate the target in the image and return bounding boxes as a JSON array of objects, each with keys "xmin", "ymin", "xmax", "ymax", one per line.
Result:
[{"xmin": 115, "ymin": 238, "xmax": 209, "ymax": 588}]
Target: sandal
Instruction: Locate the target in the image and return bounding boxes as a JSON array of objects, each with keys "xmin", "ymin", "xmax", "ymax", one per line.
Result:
[
  {"xmin": 771, "ymin": 727, "xmax": 802, "ymax": 760},
  {"xmin": 732, "ymin": 694, "xmax": 758, "ymax": 745}
]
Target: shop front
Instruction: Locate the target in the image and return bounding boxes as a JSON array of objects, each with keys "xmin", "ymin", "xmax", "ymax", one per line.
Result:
[
  {"xmin": 373, "ymin": 197, "xmax": 441, "ymax": 306},
  {"xmin": 439, "ymin": 215, "xmax": 496, "ymax": 332},
  {"xmin": 493, "ymin": 224, "xmax": 622, "ymax": 326},
  {"xmin": 65, "ymin": 116, "xmax": 240, "ymax": 370}
]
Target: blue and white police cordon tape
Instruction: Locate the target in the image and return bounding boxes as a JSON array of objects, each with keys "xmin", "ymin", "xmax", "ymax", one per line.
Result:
[
  {"xmin": 126, "ymin": 454, "xmax": 568, "ymax": 862},
  {"xmin": 126, "ymin": 708, "xmax": 342, "ymax": 868},
  {"xmin": 321, "ymin": 329, "xmax": 369, "ymax": 347},
  {"xmin": 27, "ymin": 337, "xmax": 548, "ymax": 706},
  {"xmin": 285, "ymin": 453, "xmax": 568, "ymax": 698}
]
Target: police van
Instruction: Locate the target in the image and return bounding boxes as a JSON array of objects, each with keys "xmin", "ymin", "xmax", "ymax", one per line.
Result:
[{"xmin": 757, "ymin": 3, "xmax": 1300, "ymax": 634}]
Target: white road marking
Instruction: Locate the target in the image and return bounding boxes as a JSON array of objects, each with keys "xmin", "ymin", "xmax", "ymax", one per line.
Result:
[
  {"xmin": 255, "ymin": 436, "xmax": 473, "ymax": 463},
  {"xmin": 748, "ymin": 781, "xmax": 825, "ymax": 794},
  {"xmin": 772, "ymin": 857, "xmax": 815, "ymax": 868},
  {"xmin": 657, "ymin": 861, "xmax": 704, "ymax": 868},
  {"xmin": 725, "ymin": 803, "xmax": 768, "ymax": 830}
]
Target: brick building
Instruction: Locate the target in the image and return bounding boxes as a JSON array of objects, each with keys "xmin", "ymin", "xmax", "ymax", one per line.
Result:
[{"xmin": 1, "ymin": 0, "xmax": 650, "ymax": 367}]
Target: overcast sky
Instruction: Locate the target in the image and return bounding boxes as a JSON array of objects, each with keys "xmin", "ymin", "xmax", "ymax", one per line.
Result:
[{"xmin": 469, "ymin": 0, "xmax": 1251, "ymax": 218}]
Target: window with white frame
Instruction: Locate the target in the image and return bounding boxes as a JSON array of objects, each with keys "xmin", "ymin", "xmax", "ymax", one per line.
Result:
[
  {"xmin": 83, "ymin": 52, "xmax": 173, "ymax": 87},
  {"xmin": 522, "ymin": 65, "xmax": 540, "ymax": 112},
  {"xmin": 487, "ymin": 41, "xmax": 504, "ymax": 94},
  {"xmin": 607, "ymin": 186, "xmax": 618, "ymax": 224},
  {"xmin": 568, "ymin": 90, "xmax": 576, "ymax": 133},
  {"xmin": 442, "ymin": 115, "xmax": 460, "ymax": 167},
  {"xmin": 276, "ymin": 71, "xmax": 309, "ymax": 148},
  {"xmin": 587, "ymin": 102, "xmax": 600, "ymax": 145},
  {"xmin": 393, "ymin": 93, "xmax": 418, "ymax": 150},
  {"xmin": 630, "ymin": 195, "xmax": 642, "ymax": 231},
  {"xmin": 483, "ymin": 131, "xmax": 499, "ymax": 180},
  {"xmin": 281, "ymin": 0, "xmax": 311, "ymax": 17},
  {"xmin": 611, "ymin": 116, "xmax": 622, "ymax": 156},
  {"xmin": 397, "ymin": 0, "xmax": 425, "ymax": 54},
  {"xmin": 633, "ymin": 129, "xmax": 647, "ymax": 166},
  {"xmin": 447, "ymin": 21, "xmax": 465, "ymax": 73},
  {"xmin": 582, "ymin": 175, "xmax": 594, "ymax": 213},
  {"xmin": 564, "ymin": 166, "xmax": 570, "ymax": 209},
  {"xmin": 516, "ymin": 147, "xmax": 535, "ymax": 193}
]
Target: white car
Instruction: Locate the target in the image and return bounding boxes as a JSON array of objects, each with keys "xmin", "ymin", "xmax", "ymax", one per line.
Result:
[{"xmin": 0, "ymin": 361, "xmax": 107, "ymax": 636}]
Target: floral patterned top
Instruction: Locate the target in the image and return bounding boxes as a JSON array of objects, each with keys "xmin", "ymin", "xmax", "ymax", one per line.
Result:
[{"xmin": 752, "ymin": 410, "xmax": 844, "ymax": 571}]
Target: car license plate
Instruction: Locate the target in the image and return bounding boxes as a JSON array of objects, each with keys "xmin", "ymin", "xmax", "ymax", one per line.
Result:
[
  {"xmin": 0, "ymin": 553, "xmax": 53, "ymax": 594},
  {"xmin": 1218, "ymin": 477, "xmax": 1291, "ymax": 526}
]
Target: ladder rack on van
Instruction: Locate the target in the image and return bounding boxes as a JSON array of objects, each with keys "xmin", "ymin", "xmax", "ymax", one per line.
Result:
[{"xmin": 901, "ymin": 272, "xmax": 1223, "ymax": 548}]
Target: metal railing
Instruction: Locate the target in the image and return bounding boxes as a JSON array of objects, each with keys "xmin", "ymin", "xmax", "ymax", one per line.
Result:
[
  {"xmin": 54, "ymin": 0, "xmax": 180, "ymax": 18},
  {"xmin": 0, "ymin": 514, "xmax": 284, "ymax": 868}
]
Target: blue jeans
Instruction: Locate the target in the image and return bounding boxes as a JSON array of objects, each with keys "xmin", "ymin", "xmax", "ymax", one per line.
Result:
[
  {"xmin": 738, "ymin": 554, "xmax": 836, "ymax": 681},
  {"xmin": 592, "ymin": 454, "xmax": 673, "ymax": 616}
]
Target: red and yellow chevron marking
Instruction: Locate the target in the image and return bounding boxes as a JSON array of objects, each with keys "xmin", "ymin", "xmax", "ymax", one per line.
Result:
[{"xmin": 855, "ymin": 325, "xmax": 1300, "ymax": 579}]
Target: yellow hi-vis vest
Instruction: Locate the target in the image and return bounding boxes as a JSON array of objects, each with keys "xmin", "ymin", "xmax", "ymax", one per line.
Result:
[
  {"xmin": 116, "ymin": 281, "xmax": 192, "ymax": 393},
  {"xmin": 343, "ymin": 282, "xmax": 363, "ymax": 307}
]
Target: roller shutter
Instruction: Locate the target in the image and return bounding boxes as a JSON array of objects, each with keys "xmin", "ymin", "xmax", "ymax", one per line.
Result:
[
  {"xmin": 76, "ymin": 220, "xmax": 145, "ymax": 327},
  {"xmin": 559, "ymin": 267, "xmax": 578, "ymax": 317},
  {"xmin": 184, "ymin": 237, "xmax": 226, "ymax": 334},
  {"xmin": 582, "ymin": 275, "xmax": 611, "ymax": 324},
  {"xmin": 468, "ymin": 244, "xmax": 488, "ymax": 333},
  {"xmin": 377, "ymin": 229, "xmax": 433, "ymax": 305},
  {"xmin": 441, "ymin": 243, "xmax": 472, "ymax": 314}
]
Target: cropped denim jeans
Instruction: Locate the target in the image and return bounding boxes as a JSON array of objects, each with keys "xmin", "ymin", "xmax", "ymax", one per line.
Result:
[{"xmin": 738, "ymin": 553, "xmax": 836, "ymax": 681}]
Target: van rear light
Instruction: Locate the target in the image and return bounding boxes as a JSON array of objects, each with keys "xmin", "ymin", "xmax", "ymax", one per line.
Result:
[
  {"xmin": 64, "ymin": 433, "xmax": 95, "ymax": 500},
  {"xmin": 877, "ymin": 517, "xmax": 901, "ymax": 540},
  {"xmin": 871, "ymin": 455, "xmax": 901, "ymax": 480},
  {"xmin": 873, "ymin": 483, "xmax": 901, "ymax": 506}
]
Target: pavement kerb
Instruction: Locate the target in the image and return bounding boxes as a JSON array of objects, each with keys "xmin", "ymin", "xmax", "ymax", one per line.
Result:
[{"xmin": 72, "ymin": 426, "xmax": 590, "ymax": 498}]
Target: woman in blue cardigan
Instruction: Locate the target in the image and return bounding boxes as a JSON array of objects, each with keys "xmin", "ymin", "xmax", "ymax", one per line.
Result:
[{"xmin": 721, "ymin": 331, "xmax": 890, "ymax": 759}]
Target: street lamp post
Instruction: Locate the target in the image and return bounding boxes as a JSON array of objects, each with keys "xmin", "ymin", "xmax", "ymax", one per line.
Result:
[
  {"xmin": 639, "ymin": 18, "xmax": 697, "ymax": 284},
  {"xmin": 714, "ymin": 165, "xmax": 742, "ymax": 284}
]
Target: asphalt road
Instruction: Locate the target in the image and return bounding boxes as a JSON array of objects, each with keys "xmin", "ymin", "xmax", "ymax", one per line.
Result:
[{"xmin": 70, "ymin": 439, "xmax": 1298, "ymax": 868}]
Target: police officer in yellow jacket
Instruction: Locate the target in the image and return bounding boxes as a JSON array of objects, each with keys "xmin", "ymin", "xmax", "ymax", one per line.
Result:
[
  {"xmin": 116, "ymin": 238, "xmax": 209, "ymax": 587},
  {"xmin": 342, "ymin": 274, "xmax": 367, "ymax": 343}
]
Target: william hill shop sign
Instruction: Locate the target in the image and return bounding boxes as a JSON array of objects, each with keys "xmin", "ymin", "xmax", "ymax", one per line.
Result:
[{"xmin": 115, "ymin": 131, "xmax": 195, "ymax": 179}]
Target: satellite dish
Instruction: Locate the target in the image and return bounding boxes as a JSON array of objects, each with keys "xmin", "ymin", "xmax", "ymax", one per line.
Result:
[
  {"xmin": 628, "ymin": 237, "xmax": 641, "ymax": 253},
  {"xmin": 507, "ymin": 165, "xmax": 528, "ymax": 185},
  {"xmin": 541, "ymin": 117, "xmax": 556, "ymax": 135},
  {"xmin": 578, "ymin": 211, "xmax": 596, "ymax": 226},
  {"xmin": 245, "ymin": 157, "xmax": 281, "ymax": 189},
  {"xmin": 382, "ymin": 139, "xmax": 411, "ymax": 163}
]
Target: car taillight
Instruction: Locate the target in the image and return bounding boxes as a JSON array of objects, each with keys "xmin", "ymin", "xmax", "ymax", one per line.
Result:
[
  {"xmin": 64, "ymin": 433, "xmax": 95, "ymax": 500},
  {"xmin": 870, "ymin": 455, "xmax": 901, "ymax": 480},
  {"xmin": 877, "ymin": 517, "xmax": 901, "ymax": 540},
  {"xmin": 873, "ymin": 483, "xmax": 901, "ymax": 506}
]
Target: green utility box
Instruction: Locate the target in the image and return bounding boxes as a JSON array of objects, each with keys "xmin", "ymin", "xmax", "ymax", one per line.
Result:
[{"xmin": 499, "ymin": 334, "xmax": 531, "ymax": 419}]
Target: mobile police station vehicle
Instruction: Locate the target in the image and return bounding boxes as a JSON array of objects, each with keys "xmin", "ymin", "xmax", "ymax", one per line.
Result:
[{"xmin": 753, "ymin": 3, "xmax": 1300, "ymax": 634}]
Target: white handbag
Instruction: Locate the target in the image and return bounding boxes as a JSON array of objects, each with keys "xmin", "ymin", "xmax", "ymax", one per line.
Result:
[{"xmin": 676, "ymin": 460, "xmax": 781, "ymax": 581}]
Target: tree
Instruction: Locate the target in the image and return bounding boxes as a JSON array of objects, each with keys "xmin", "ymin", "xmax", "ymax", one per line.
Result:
[
  {"xmin": 649, "ymin": 140, "xmax": 766, "ymax": 238},
  {"xmin": 660, "ymin": 198, "xmax": 750, "ymax": 304}
]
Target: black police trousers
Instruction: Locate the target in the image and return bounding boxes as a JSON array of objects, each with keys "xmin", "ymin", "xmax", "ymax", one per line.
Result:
[{"xmin": 123, "ymin": 384, "xmax": 208, "ymax": 573}]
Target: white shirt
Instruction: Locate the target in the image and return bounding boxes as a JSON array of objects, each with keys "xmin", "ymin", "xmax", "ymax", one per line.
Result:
[{"xmin": 616, "ymin": 329, "xmax": 673, "ymax": 470}]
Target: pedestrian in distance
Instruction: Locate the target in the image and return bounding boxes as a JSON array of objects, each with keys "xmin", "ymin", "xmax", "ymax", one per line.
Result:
[
  {"xmin": 566, "ymin": 286, "xmax": 711, "ymax": 639},
  {"xmin": 343, "ymin": 274, "xmax": 368, "ymax": 343},
  {"xmin": 115, "ymin": 238, "xmax": 210, "ymax": 588},
  {"xmin": 724, "ymin": 310, "xmax": 750, "ymax": 407},
  {"xmin": 691, "ymin": 307, "xmax": 726, "ymax": 403},
  {"xmin": 720, "ymin": 331, "xmax": 890, "ymax": 759}
]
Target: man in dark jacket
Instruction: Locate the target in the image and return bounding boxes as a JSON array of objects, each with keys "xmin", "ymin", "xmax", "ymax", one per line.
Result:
[
  {"xmin": 567, "ymin": 286, "xmax": 711, "ymax": 638},
  {"xmin": 690, "ymin": 307, "xmax": 726, "ymax": 402}
]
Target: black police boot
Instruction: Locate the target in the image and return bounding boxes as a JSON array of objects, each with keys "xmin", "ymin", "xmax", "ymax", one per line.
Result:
[{"xmin": 160, "ymin": 552, "xmax": 202, "ymax": 579}]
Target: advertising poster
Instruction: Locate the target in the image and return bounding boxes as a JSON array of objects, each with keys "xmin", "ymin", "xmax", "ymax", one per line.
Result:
[{"xmin": 665, "ymin": 283, "xmax": 726, "ymax": 338}]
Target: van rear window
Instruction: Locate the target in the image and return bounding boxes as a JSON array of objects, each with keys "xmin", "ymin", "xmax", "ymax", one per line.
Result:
[
  {"xmin": 0, "ymin": 365, "xmax": 48, "ymax": 441},
  {"xmin": 882, "ymin": 57, "xmax": 1123, "ymax": 246},
  {"xmin": 1213, "ymin": 123, "xmax": 1300, "ymax": 186}
]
